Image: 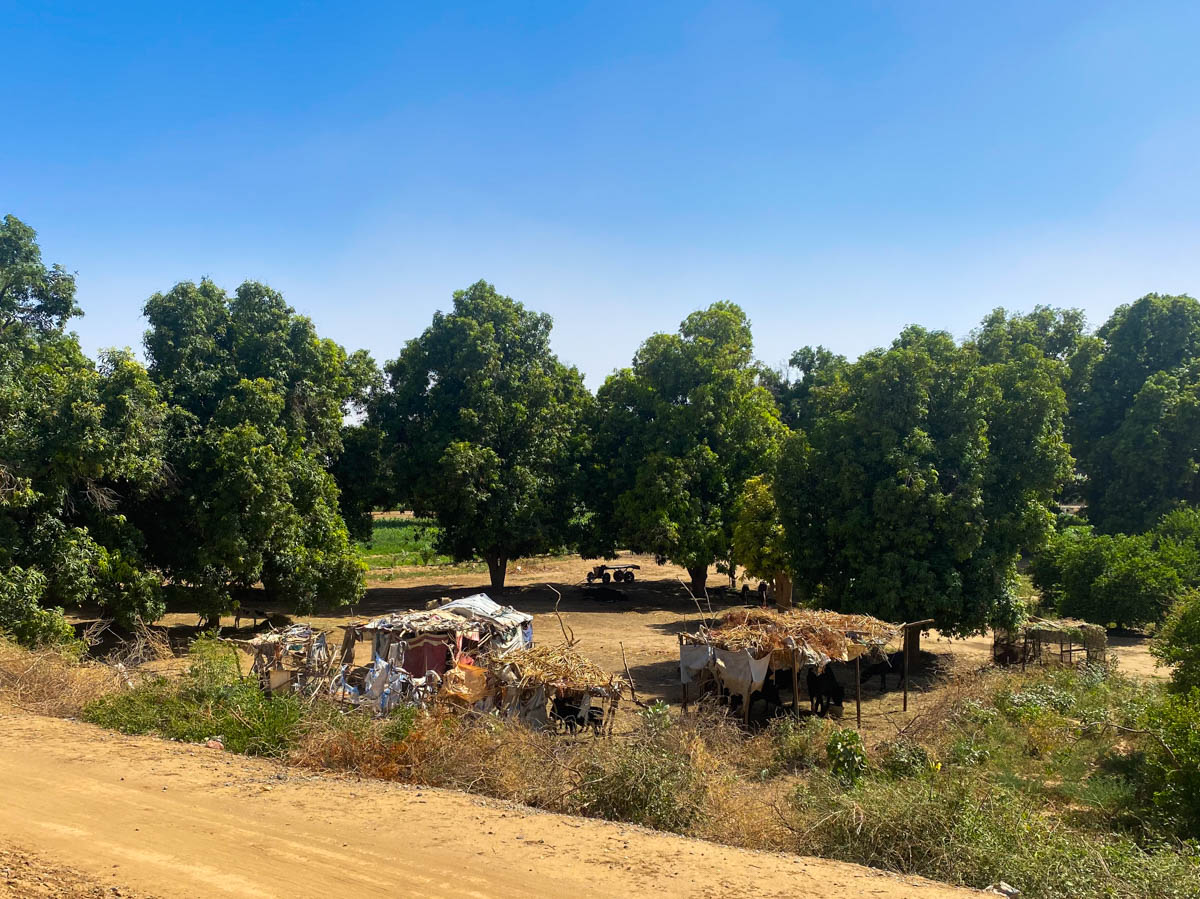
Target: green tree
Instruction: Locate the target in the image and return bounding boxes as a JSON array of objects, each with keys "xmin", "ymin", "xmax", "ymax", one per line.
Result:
[
  {"xmin": 1075, "ymin": 294, "xmax": 1200, "ymax": 531},
  {"xmin": 0, "ymin": 216, "xmax": 168, "ymax": 634},
  {"xmin": 1153, "ymin": 590, "xmax": 1200, "ymax": 693},
  {"xmin": 732, "ymin": 475, "xmax": 792, "ymax": 606},
  {"xmin": 135, "ymin": 279, "xmax": 366, "ymax": 619},
  {"xmin": 587, "ymin": 302, "xmax": 784, "ymax": 594},
  {"xmin": 777, "ymin": 325, "xmax": 1070, "ymax": 634},
  {"xmin": 372, "ymin": 280, "xmax": 589, "ymax": 589}
]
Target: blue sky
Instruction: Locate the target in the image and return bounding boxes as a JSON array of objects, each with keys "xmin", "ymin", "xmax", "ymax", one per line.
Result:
[{"xmin": 3, "ymin": 1, "xmax": 1198, "ymax": 385}]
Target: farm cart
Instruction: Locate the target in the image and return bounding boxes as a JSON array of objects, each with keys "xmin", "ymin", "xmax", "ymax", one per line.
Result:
[{"xmin": 585, "ymin": 564, "xmax": 640, "ymax": 584}]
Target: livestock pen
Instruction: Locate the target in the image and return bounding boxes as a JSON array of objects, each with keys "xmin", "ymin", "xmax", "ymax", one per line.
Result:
[{"xmin": 679, "ymin": 608, "xmax": 930, "ymax": 727}]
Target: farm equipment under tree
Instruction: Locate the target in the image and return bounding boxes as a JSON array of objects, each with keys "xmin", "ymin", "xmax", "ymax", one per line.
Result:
[{"xmin": 586, "ymin": 564, "xmax": 639, "ymax": 584}]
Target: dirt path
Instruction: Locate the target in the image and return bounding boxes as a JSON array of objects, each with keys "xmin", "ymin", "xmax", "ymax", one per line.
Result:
[{"xmin": 0, "ymin": 712, "xmax": 976, "ymax": 899}]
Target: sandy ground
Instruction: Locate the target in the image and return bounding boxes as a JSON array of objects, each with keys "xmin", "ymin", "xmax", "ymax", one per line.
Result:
[
  {"xmin": 151, "ymin": 551, "xmax": 1164, "ymax": 739},
  {"xmin": 0, "ymin": 712, "xmax": 978, "ymax": 899}
]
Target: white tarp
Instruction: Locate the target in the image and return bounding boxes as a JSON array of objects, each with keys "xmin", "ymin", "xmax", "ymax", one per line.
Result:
[
  {"xmin": 679, "ymin": 643, "xmax": 714, "ymax": 684},
  {"xmin": 713, "ymin": 648, "xmax": 772, "ymax": 702}
]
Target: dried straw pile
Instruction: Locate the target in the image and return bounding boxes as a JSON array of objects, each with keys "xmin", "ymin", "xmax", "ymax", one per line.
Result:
[
  {"xmin": 702, "ymin": 607, "xmax": 900, "ymax": 659},
  {"xmin": 498, "ymin": 644, "xmax": 623, "ymax": 698}
]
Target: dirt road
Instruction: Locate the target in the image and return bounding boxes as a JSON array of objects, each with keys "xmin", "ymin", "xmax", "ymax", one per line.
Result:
[{"xmin": 0, "ymin": 712, "xmax": 977, "ymax": 899}]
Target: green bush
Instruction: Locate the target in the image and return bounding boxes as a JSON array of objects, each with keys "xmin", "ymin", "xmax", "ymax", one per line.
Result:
[
  {"xmin": 826, "ymin": 727, "xmax": 868, "ymax": 785},
  {"xmin": 1153, "ymin": 590, "xmax": 1200, "ymax": 693},
  {"xmin": 879, "ymin": 739, "xmax": 933, "ymax": 779},
  {"xmin": 768, "ymin": 715, "xmax": 827, "ymax": 773},
  {"xmin": 575, "ymin": 708, "xmax": 699, "ymax": 832},
  {"xmin": 82, "ymin": 636, "xmax": 303, "ymax": 756},
  {"xmin": 0, "ymin": 565, "xmax": 80, "ymax": 651},
  {"xmin": 788, "ymin": 773, "xmax": 1200, "ymax": 898},
  {"xmin": 1142, "ymin": 688, "xmax": 1200, "ymax": 837}
]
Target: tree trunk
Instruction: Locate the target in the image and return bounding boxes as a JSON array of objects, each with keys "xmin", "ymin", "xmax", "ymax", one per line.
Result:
[
  {"xmin": 686, "ymin": 565, "xmax": 708, "ymax": 596},
  {"xmin": 773, "ymin": 571, "xmax": 793, "ymax": 609},
  {"xmin": 485, "ymin": 553, "xmax": 508, "ymax": 590}
]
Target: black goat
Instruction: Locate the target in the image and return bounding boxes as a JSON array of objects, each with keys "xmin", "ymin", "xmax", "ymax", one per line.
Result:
[
  {"xmin": 550, "ymin": 695, "xmax": 604, "ymax": 735},
  {"xmin": 860, "ymin": 651, "xmax": 906, "ymax": 692},
  {"xmin": 806, "ymin": 665, "xmax": 845, "ymax": 716}
]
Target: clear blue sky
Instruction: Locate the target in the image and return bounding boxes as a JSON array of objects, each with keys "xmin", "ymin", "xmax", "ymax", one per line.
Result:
[{"xmin": 4, "ymin": 1, "xmax": 1198, "ymax": 385}]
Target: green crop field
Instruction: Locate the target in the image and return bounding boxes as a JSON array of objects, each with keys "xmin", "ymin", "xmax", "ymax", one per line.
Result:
[{"xmin": 356, "ymin": 517, "xmax": 454, "ymax": 570}]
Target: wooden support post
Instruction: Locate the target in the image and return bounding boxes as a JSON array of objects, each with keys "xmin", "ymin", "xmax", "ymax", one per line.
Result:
[
  {"xmin": 903, "ymin": 635, "xmax": 910, "ymax": 712},
  {"xmin": 678, "ymin": 634, "xmax": 689, "ymax": 712},
  {"xmin": 791, "ymin": 647, "xmax": 800, "ymax": 716},
  {"xmin": 855, "ymin": 655, "xmax": 862, "ymax": 730}
]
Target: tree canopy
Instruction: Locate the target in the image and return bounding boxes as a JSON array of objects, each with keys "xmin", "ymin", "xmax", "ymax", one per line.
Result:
[
  {"xmin": 372, "ymin": 280, "xmax": 590, "ymax": 588},
  {"xmin": 775, "ymin": 324, "xmax": 1071, "ymax": 634},
  {"xmin": 0, "ymin": 216, "xmax": 166, "ymax": 637},
  {"xmin": 1075, "ymin": 294, "xmax": 1200, "ymax": 531},
  {"xmin": 132, "ymin": 279, "xmax": 367, "ymax": 619},
  {"xmin": 587, "ymin": 302, "xmax": 784, "ymax": 593}
]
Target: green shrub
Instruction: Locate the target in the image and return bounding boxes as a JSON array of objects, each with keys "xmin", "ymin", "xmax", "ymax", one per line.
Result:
[
  {"xmin": 1153, "ymin": 590, "xmax": 1200, "ymax": 693},
  {"xmin": 788, "ymin": 773, "xmax": 1200, "ymax": 898},
  {"xmin": 879, "ymin": 739, "xmax": 933, "ymax": 779},
  {"xmin": 826, "ymin": 728, "xmax": 868, "ymax": 785},
  {"xmin": 0, "ymin": 565, "xmax": 80, "ymax": 652},
  {"xmin": 82, "ymin": 636, "xmax": 302, "ymax": 756},
  {"xmin": 1142, "ymin": 688, "xmax": 1200, "ymax": 837},
  {"xmin": 768, "ymin": 716, "xmax": 827, "ymax": 773},
  {"xmin": 575, "ymin": 709, "xmax": 699, "ymax": 832}
]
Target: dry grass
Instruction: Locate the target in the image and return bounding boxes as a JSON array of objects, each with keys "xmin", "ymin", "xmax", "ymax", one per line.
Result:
[{"xmin": 0, "ymin": 641, "xmax": 125, "ymax": 716}]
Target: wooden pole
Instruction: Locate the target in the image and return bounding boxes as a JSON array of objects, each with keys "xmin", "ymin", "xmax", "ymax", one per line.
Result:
[
  {"xmin": 678, "ymin": 634, "xmax": 689, "ymax": 712},
  {"xmin": 791, "ymin": 647, "xmax": 800, "ymax": 716},
  {"xmin": 855, "ymin": 656, "xmax": 862, "ymax": 730},
  {"xmin": 903, "ymin": 633, "xmax": 910, "ymax": 712}
]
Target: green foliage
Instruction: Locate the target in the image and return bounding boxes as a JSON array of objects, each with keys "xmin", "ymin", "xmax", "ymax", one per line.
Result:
[
  {"xmin": 788, "ymin": 772, "xmax": 1199, "ymax": 899},
  {"xmin": 0, "ymin": 216, "xmax": 167, "ymax": 627},
  {"xmin": 587, "ymin": 302, "xmax": 784, "ymax": 592},
  {"xmin": 356, "ymin": 517, "xmax": 452, "ymax": 569},
  {"xmin": 767, "ymin": 715, "xmax": 828, "ymax": 773},
  {"xmin": 1033, "ymin": 509, "xmax": 1200, "ymax": 628},
  {"xmin": 0, "ymin": 566, "xmax": 78, "ymax": 649},
  {"xmin": 825, "ymin": 727, "xmax": 868, "ymax": 785},
  {"xmin": 1142, "ymin": 688, "xmax": 1200, "ymax": 837},
  {"xmin": 777, "ymin": 324, "xmax": 1071, "ymax": 633},
  {"xmin": 577, "ymin": 706, "xmax": 700, "ymax": 832},
  {"xmin": 372, "ymin": 281, "xmax": 590, "ymax": 588},
  {"xmin": 732, "ymin": 475, "xmax": 789, "ymax": 586},
  {"xmin": 879, "ymin": 739, "xmax": 933, "ymax": 779},
  {"xmin": 82, "ymin": 636, "xmax": 303, "ymax": 756},
  {"xmin": 1075, "ymin": 294, "xmax": 1200, "ymax": 533},
  {"xmin": 1154, "ymin": 590, "xmax": 1200, "ymax": 693},
  {"xmin": 135, "ymin": 279, "xmax": 367, "ymax": 615}
]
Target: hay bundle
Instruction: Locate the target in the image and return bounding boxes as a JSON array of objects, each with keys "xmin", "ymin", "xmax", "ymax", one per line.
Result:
[
  {"xmin": 498, "ymin": 644, "xmax": 623, "ymax": 698},
  {"xmin": 703, "ymin": 607, "xmax": 900, "ymax": 660}
]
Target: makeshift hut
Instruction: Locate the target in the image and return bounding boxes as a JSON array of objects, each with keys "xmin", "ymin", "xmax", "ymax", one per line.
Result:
[
  {"xmin": 490, "ymin": 644, "xmax": 623, "ymax": 735},
  {"xmin": 235, "ymin": 624, "xmax": 332, "ymax": 694},
  {"xmin": 680, "ymin": 607, "xmax": 904, "ymax": 725},
  {"xmin": 994, "ymin": 617, "xmax": 1107, "ymax": 667},
  {"xmin": 333, "ymin": 594, "xmax": 533, "ymax": 714}
]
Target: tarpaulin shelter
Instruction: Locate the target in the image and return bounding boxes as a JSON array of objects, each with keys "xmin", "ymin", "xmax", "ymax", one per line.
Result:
[
  {"xmin": 233, "ymin": 625, "xmax": 332, "ymax": 694},
  {"xmin": 680, "ymin": 607, "xmax": 903, "ymax": 725},
  {"xmin": 333, "ymin": 594, "xmax": 532, "ymax": 714}
]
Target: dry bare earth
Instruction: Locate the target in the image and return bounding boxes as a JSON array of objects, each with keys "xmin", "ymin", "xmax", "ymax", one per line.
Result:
[
  {"xmin": 0, "ymin": 712, "xmax": 978, "ymax": 899},
  {"xmin": 154, "ymin": 550, "xmax": 1164, "ymax": 739}
]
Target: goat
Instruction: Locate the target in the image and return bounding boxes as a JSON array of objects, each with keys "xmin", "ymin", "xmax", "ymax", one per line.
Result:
[
  {"xmin": 806, "ymin": 665, "xmax": 845, "ymax": 716},
  {"xmin": 550, "ymin": 694, "xmax": 604, "ymax": 735},
  {"xmin": 860, "ymin": 650, "xmax": 906, "ymax": 692}
]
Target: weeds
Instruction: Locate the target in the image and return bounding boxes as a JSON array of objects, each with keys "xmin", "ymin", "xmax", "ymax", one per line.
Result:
[{"xmin": 5, "ymin": 634, "xmax": 1199, "ymax": 899}]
